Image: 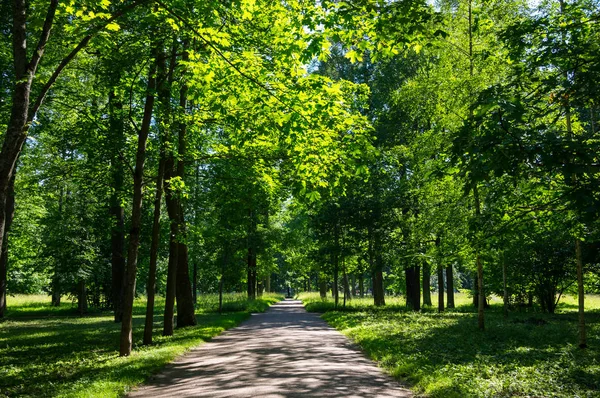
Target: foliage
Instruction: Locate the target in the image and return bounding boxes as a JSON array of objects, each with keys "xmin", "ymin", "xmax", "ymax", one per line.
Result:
[
  {"xmin": 0, "ymin": 293, "xmax": 282, "ymax": 397},
  {"xmin": 303, "ymin": 293, "xmax": 600, "ymax": 397}
]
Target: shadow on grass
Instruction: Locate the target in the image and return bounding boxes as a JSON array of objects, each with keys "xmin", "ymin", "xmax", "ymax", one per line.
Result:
[
  {"xmin": 0, "ymin": 300, "xmax": 262, "ymax": 397},
  {"xmin": 322, "ymin": 310, "xmax": 600, "ymax": 397}
]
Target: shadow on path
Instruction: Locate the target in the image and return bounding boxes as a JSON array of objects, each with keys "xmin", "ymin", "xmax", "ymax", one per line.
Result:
[{"xmin": 129, "ymin": 299, "xmax": 411, "ymax": 397}]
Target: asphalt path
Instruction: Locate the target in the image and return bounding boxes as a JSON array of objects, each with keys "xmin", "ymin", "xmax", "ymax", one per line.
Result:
[{"xmin": 129, "ymin": 299, "xmax": 412, "ymax": 397}]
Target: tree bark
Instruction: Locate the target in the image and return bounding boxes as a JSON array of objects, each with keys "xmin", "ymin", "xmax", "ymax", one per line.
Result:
[
  {"xmin": 476, "ymin": 254, "xmax": 485, "ymax": 330},
  {"xmin": 0, "ymin": 176, "xmax": 15, "ymax": 318},
  {"xmin": 163, "ymin": 190, "xmax": 178, "ymax": 336},
  {"xmin": 319, "ymin": 277, "xmax": 327, "ymax": 299},
  {"xmin": 77, "ymin": 279, "xmax": 87, "ymax": 315},
  {"xmin": 502, "ymin": 252, "xmax": 508, "ymax": 319},
  {"xmin": 437, "ymin": 264, "xmax": 444, "ymax": 313},
  {"xmin": 422, "ymin": 260, "xmax": 432, "ymax": 306},
  {"xmin": 109, "ymin": 88, "xmax": 126, "ymax": 323},
  {"xmin": 333, "ymin": 251, "xmax": 339, "ymax": 307},
  {"xmin": 359, "ymin": 273, "xmax": 364, "ymax": 297},
  {"xmin": 371, "ymin": 227, "xmax": 385, "ymax": 306},
  {"xmin": 143, "ymin": 156, "xmax": 165, "ymax": 346},
  {"xmin": 173, "ymin": 45, "xmax": 196, "ymax": 328},
  {"xmin": 247, "ymin": 246, "xmax": 257, "ymax": 300},
  {"xmin": 161, "ymin": 41, "xmax": 179, "ymax": 336},
  {"xmin": 405, "ymin": 266, "xmax": 420, "ymax": 311},
  {"xmin": 576, "ymin": 240, "xmax": 587, "ymax": 348},
  {"xmin": 192, "ymin": 261, "xmax": 198, "ymax": 304},
  {"xmin": 119, "ymin": 53, "xmax": 157, "ymax": 357},
  {"xmin": 446, "ymin": 265, "xmax": 455, "ymax": 309},
  {"xmin": 176, "ymin": 242, "xmax": 196, "ymax": 327}
]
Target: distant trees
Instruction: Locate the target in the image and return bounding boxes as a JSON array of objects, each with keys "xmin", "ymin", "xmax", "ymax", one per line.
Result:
[{"xmin": 1, "ymin": 0, "xmax": 598, "ymax": 355}]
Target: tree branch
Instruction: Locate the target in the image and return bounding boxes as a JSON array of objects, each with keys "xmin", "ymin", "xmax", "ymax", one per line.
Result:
[
  {"xmin": 29, "ymin": 0, "xmax": 150, "ymax": 121},
  {"xmin": 27, "ymin": 0, "xmax": 59, "ymax": 76}
]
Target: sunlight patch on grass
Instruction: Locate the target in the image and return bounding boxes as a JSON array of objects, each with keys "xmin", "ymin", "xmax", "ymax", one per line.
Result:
[
  {"xmin": 298, "ymin": 292, "xmax": 600, "ymax": 397},
  {"xmin": 0, "ymin": 293, "xmax": 283, "ymax": 398}
]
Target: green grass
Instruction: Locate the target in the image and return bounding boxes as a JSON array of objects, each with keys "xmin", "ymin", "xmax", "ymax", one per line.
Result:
[
  {"xmin": 0, "ymin": 293, "xmax": 283, "ymax": 398},
  {"xmin": 299, "ymin": 292, "xmax": 600, "ymax": 397}
]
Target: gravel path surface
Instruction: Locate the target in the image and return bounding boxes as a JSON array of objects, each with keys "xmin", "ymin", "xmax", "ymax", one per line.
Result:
[{"xmin": 128, "ymin": 299, "xmax": 412, "ymax": 397}]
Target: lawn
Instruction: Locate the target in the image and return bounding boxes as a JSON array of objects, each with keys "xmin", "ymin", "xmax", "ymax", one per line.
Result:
[
  {"xmin": 0, "ymin": 293, "xmax": 282, "ymax": 398},
  {"xmin": 299, "ymin": 292, "xmax": 600, "ymax": 397}
]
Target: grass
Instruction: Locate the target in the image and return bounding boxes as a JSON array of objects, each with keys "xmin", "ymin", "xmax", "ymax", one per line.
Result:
[
  {"xmin": 299, "ymin": 292, "xmax": 600, "ymax": 398},
  {"xmin": 0, "ymin": 292, "xmax": 283, "ymax": 398}
]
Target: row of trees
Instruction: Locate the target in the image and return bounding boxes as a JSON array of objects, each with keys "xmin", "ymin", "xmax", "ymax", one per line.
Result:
[
  {"xmin": 277, "ymin": 0, "xmax": 599, "ymax": 349},
  {"xmin": 0, "ymin": 0, "xmax": 382, "ymax": 356},
  {"xmin": 1, "ymin": 0, "xmax": 598, "ymax": 357}
]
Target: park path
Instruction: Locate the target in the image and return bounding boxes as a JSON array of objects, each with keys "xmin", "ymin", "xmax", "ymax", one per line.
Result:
[{"xmin": 128, "ymin": 299, "xmax": 412, "ymax": 397}]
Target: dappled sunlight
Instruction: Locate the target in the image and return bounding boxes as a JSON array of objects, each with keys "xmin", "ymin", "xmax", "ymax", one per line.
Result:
[
  {"xmin": 129, "ymin": 299, "xmax": 411, "ymax": 398},
  {"xmin": 323, "ymin": 309, "xmax": 600, "ymax": 397}
]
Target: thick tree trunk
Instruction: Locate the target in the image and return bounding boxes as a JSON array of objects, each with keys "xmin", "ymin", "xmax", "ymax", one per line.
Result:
[
  {"xmin": 109, "ymin": 89, "xmax": 126, "ymax": 323},
  {"xmin": 351, "ymin": 274, "xmax": 356, "ymax": 297},
  {"xmin": 373, "ymin": 259, "xmax": 385, "ymax": 306},
  {"xmin": 173, "ymin": 54, "xmax": 196, "ymax": 328},
  {"xmin": 143, "ymin": 156, "xmax": 165, "ymax": 345},
  {"xmin": 77, "ymin": 279, "xmax": 87, "ymax": 315},
  {"xmin": 176, "ymin": 242, "xmax": 196, "ymax": 327},
  {"xmin": 371, "ymin": 230, "xmax": 385, "ymax": 306},
  {"xmin": 266, "ymin": 274, "xmax": 271, "ymax": 293},
  {"xmin": 446, "ymin": 265, "xmax": 455, "ymax": 309},
  {"xmin": 437, "ymin": 264, "xmax": 444, "ymax": 313},
  {"xmin": 119, "ymin": 55, "xmax": 157, "ymax": 357},
  {"xmin": 576, "ymin": 240, "xmax": 587, "ymax": 348},
  {"xmin": 319, "ymin": 278, "xmax": 327, "ymax": 299},
  {"xmin": 422, "ymin": 261, "xmax": 432, "ymax": 306},
  {"xmin": 405, "ymin": 265, "xmax": 420, "ymax": 311},
  {"xmin": 161, "ymin": 42, "xmax": 180, "ymax": 336},
  {"xmin": 0, "ymin": 176, "xmax": 15, "ymax": 318}
]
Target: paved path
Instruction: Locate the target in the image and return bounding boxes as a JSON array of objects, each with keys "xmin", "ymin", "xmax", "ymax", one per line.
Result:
[{"xmin": 129, "ymin": 299, "xmax": 412, "ymax": 397}]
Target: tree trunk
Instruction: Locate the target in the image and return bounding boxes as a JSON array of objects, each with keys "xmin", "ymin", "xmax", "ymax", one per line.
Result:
[
  {"xmin": 405, "ymin": 266, "xmax": 420, "ymax": 311},
  {"xmin": 446, "ymin": 265, "xmax": 455, "ymax": 309},
  {"xmin": 319, "ymin": 277, "xmax": 327, "ymax": 299},
  {"xmin": 437, "ymin": 264, "xmax": 444, "ymax": 313},
  {"xmin": 476, "ymin": 254, "xmax": 485, "ymax": 330},
  {"xmin": 77, "ymin": 279, "xmax": 87, "ymax": 315},
  {"xmin": 193, "ymin": 261, "xmax": 198, "ymax": 304},
  {"xmin": 143, "ymin": 156, "xmax": 165, "ymax": 346},
  {"xmin": 266, "ymin": 274, "xmax": 271, "ymax": 293},
  {"xmin": 247, "ymin": 246, "xmax": 257, "ymax": 300},
  {"xmin": 422, "ymin": 261, "xmax": 432, "ymax": 306},
  {"xmin": 502, "ymin": 252, "xmax": 508, "ymax": 319},
  {"xmin": 0, "ymin": 176, "xmax": 15, "ymax": 318},
  {"xmin": 161, "ymin": 42, "xmax": 179, "ymax": 336},
  {"xmin": 372, "ymin": 230, "xmax": 385, "ymax": 306},
  {"xmin": 119, "ymin": 54, "xmax": 157, "ymax": 357},
  {"xmin": 163, "ymin": 205, "xmax": 178, "ymax": 336},
  {"xmin": 109, "ymin": 88, "xmax": 126, "ymax": 323},
  {"xmin": 359, "ymin": 274, "xmax": 364, "ymax": 297},
  {"xmin": 343, "ymin": 268, "xmax": 351, "ymax": 302},
  {"xmin": 176, "ymin": 242, "xmax": 196, "ymax": 327},
  {"xmin": 173, "ymin": 49, "xmax": 196, "ymax": 328},
  {"xmin": 333, "ymin": 253, "xmax": 339, "ymax": 308},
  {"xmin": 576, "ymin": 240, "xmax": 587, "ymax": 348},
  {"xmin": 373, "ymin": 262, "xmax": 385, "ymax": 306}
]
